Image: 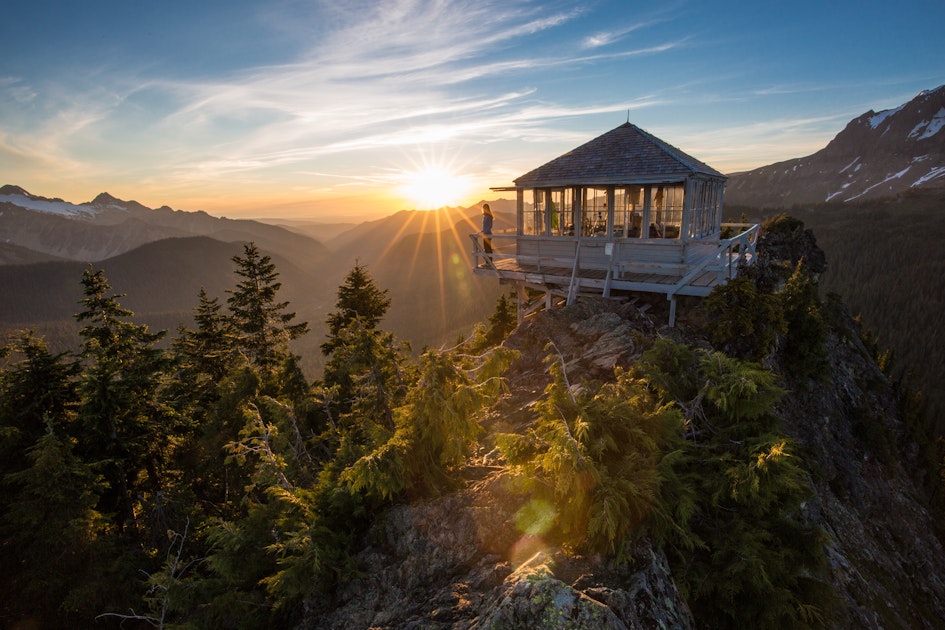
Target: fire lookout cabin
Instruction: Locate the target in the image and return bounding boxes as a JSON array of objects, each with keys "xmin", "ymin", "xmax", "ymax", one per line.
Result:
[{"xmin": 471, "ymin": 122, "xmax": 759, "ymax": 326}]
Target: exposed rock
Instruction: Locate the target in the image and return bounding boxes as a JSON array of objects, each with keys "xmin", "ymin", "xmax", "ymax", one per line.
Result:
[{"xmin": 307, "ymin": 465, "xmax": 693, "ymax": 629}]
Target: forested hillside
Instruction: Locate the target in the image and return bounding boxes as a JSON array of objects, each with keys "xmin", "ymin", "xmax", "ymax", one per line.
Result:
[
  {"xmin": 728, "ymin": 188, "xmax": 945, "ymax": 434},
  {"xmin": 0, "ymin": 202, "xmax": 512, "ymax": 377},
  {"xmin": 2, "ymin": 218, "xmax": 943, "ymax": 628}
]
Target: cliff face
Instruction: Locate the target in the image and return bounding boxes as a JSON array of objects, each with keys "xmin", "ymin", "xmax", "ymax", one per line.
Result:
[
  {"xmin": 304, "ymin": 235, "xmax": 945, "ymax": 628},
  {"xmin": 778, "ymin": 314, "xmax": 945, "ymax": 628}
]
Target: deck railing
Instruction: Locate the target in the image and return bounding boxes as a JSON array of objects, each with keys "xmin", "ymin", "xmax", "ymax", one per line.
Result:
[
  {"xmin": 468, "ymin": 233, "xmax": 519, "ymax": 269},
  {"xmin": 715, "ymin": 222, "xmax": 760, "ymax": 280},
  {"xmin": 470, "ymin": 223, "xmax": 758, "ymax": 280}
]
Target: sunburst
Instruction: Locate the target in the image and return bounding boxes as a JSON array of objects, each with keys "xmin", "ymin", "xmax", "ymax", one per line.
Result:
[{"xmin": 396, "ymin": 166, "xmax": 472, "ymax": 210}]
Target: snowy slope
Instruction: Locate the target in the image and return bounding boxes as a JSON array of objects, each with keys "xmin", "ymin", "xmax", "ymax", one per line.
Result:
[{"xmin": 726, "ymin": 85, "xmax": 945, "ymax": 207}]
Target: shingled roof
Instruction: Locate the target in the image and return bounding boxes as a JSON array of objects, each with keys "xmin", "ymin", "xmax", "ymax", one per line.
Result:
[{"xmin": 513, "ymin": 122, "xmax": 725, "ymax": 188}]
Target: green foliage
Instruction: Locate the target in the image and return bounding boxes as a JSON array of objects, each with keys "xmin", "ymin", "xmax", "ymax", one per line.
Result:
[
  {"xmin": 639, "ymin": 338, "xmax": 834, "ymax": 629},
  {"xmin": 322, "ymin": 318, "xmax": 411, "ymax": 427},
  {"xmin": 74, "ymin": 266, "xmax": 175, "ymax": 542},
  {"xmin": 738, "ymin": 198, "xmax": 945, "ymax": 510},
  {"xmin": 227, "ymin": 242, "xmax": 309, "ymax": 374},
  {"xmin": 485, "ymin": 291, "xmax": 517, "ymax": 346},
  {"xmin": 0, "ymin": 332, "xmax": 79, "ymax": 477},
  {"xmin": 322, "ymin": 262, "xmax": 391, "ymax": 355},
  {"xmin": 0, "ymin": 430, "xmax": 109, "ymax": 624},
  {"xmin": 341, "ymin": 344, "xmax": 517, "ymax": 500},
  {"xmin": 702, "ymin": 273, "xmax": 786, "ymax": 362},
  {"xmin": 498, "ymin": 349, "xmax": 684, "ymax": 555},
  {"xmin": 779, "ymin": 261, "xmax": 829, "ymax": 381}
]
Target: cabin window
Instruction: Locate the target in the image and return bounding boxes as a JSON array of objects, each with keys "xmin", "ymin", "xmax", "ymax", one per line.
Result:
[
  {"xmin": 614, "ymin": 185, "xmax": 644, "ymax": 238},
  {"xmin": 581, "ymin": 187, "xmax": 608, "ymax": 237},
  {"xmin": 549, "ymin": 188, "xmax": 574, "ymax": 236},
  {"xmin": 650, "ymin": 184, "xmax": 684, "ymax": 238},
  {"xmin": 687, "ymin": 179, "xmax": 723, "ymax": 239},
  {"xmin": 522, "ymin": 189, "xmax": 542, "ymax": 235}
]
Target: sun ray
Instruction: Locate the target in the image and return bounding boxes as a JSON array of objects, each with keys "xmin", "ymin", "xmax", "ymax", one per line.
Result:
[{"xmin": 395, "ymin": 162, "xmax": 473, "ymax": 210}]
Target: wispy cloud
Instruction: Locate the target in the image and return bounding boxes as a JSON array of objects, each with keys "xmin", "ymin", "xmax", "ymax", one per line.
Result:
[{"xmin": 582, "ymin": 21, "xmax": 655, "ymax": 49}]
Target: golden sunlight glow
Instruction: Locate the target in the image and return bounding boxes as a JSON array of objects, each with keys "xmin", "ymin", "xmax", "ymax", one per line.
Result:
[{"xmin": 397, "ymin": 166, "xmax": 472, "ymax": 210}]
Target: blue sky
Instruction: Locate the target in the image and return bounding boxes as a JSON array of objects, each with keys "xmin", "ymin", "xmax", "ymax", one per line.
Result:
[{"xmin": 2, "ymin": 0, "xmax": 943, "ymax": 220}]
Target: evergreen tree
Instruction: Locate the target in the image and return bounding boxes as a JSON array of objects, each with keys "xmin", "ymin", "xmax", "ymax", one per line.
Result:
[
  {"xmin": 0, "ymin": 430, "xmax": 113, "ymax": 625},
  {"xmin": 497, "ymin": 351, "xmax": 683, "ymax": 555},
  {"xmin": 702, "ymin": 273, "xmax": 786, "ymax": 362},
  {"xmin": 485, "ymin": 291, "xmax": 517, "ymax": 346},
  {"xmin": 778, "ymin": 260, "xmax": 829, "ymax": 381},
  {"xmin": 73, "ymin": 266, "xmax": 172, "ymax": 542},
  {"xmin": 322, "ymin": 263, "xmax": 391, "ymax": 356},
  {"xmin": 321, "ymin": 318, "xmax": 411, "ymax": 429},
  {"xmin": 227, "ymin": 243, "xmax": 309, "ymax": 374},
  {"xmin": 639, "ymin": 338, "xmax": 834, "ymax": 629},
  {"xmin": 175, "ymin": 288, "xmax": 240, "ymax": 383},
  {"xmin": 341, "ymin": 344, "xmax": 516, "ymax": 500},
  {"xmin": 0, "ymin": 332, "xmax": 79, "ymax": 480},
  {"xmin": 168, "ymin": 290, "xmax": 248, "ymax": 517},
  {"xmin": 320, "ymin": 266, "xmax": 404, "ymax": 424}
]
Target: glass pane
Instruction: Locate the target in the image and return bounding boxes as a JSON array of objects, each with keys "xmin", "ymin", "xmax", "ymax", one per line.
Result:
[
  {"xmin": 650, "ymin": 184, "xmax": 684, "ymax": 238},
  {"xmin": 550, "ymin": 188, "xmax": 574, "ymax": 236},
  {"xmin": 522, "ymin": 189, "xmax": 538, "ymax": 235},
  {"xmin": 615, "ymin": 185, "xmax": 643, "ymax": 238},
  {"xmin": 582, "ymin": 187, "xmax": 608, "ymax": 237}
]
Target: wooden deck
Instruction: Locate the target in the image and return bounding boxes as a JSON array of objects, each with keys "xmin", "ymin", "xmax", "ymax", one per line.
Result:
[{"xmin": 470, "ymin": 224, "xmax": 758, "ymax": 324}]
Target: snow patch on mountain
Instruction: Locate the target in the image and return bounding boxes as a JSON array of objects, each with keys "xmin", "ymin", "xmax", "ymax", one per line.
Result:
[
  {"xmin": 869, "ymin": 104, "xmax": 905, "ymax": 129},
  {"xmin": 0, "ymin": 191, "xmax": 98, "ymax": 218},
  {"xmin": 913, "ymin": 166, "xmax": 945, "ymax": 186},
  {"xmin": 915, "ymin": 107, "xmax": 945, "ymax": 140},
  {"xmin": 839, "ymin": 157, "xmax": 860, "ymax": 174},
  {"xmin": 846, "ymin": 167, "xmax": 912, "ymax": 201}
]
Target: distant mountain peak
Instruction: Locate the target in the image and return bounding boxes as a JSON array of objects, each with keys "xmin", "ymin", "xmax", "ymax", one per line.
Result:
[
  {"xmin": 727, "ymin": 85, "xmax": 945, "ymax": 207},
  {"xmin": 91, "ymin": 192, "xmax": 122, "ymax": 206},
  {"xmin": 0, "ymin": 185, "xmax": 97, "ymax": 218}
]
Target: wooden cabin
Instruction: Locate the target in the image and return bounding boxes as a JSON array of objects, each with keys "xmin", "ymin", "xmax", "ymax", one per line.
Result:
[{"xmin": 471, "ymin": 122, "xmax": 759, "ymax": 326}]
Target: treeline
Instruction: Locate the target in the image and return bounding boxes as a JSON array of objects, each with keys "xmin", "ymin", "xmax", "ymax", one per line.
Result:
[{"xmin": 0, "ymin": 243, "xmax": 517, "ymax": 628}]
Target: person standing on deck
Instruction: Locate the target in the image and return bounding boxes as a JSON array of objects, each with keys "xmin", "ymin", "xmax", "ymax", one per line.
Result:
[{"xmin": 481, "ymin": 203, "xmax": 494, "ymax": 255}]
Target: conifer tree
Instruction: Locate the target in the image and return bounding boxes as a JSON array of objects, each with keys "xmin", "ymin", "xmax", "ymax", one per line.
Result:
[
  {"xmin": 638, "ymin": 338, "xmax": 833, "ymax": 629},
  {"xmin": 175, "ymin": 288, "xmax": 239, "ymax": 383},
  {"xmin": 74, "ymin": 266, "xmax": 172, "ymax": 541},
  {"xmin": 497, "ymin": 352, "xmax": 682, "ymax": 555},
  {"xmin": 168, "ymin": 290, "xmax": 248, "ymax": 515},
  {"xmin": 320, "ymin": 265, "xmax": 403, "ymax": 423},
  {"xmin": 778, "ymin": 260, "xmax": 828, "ymax": 381},
  {"xmin": 702, "ymin": 273, "xmax": 785, "ymax": 362},
  {"xmin": 0, "ymin": 430, "xmax": 111, "ymax": 625},
  {"xmin": 485, "ymin": 291, "xmax": 517, "ymax": 346},
  {"xmin": 227, "ymin": 243, "xmax": 309, "ymax": 374},
  {"xmin": 0, "ymin": 332, "xmax": 79, "ymax": 480},
  {"xmin": 322, "ymin": 263, "xmax": 391, "ymax": 355}
]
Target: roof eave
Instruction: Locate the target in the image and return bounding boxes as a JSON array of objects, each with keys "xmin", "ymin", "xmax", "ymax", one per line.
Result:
[{"xmin": 512, "ymin": 172, "xmax": 725, "ymax": 188}]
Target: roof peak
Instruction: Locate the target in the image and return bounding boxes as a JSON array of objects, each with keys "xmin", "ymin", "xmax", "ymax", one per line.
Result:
[{"xmin": 512, "ymin": 122, "xmax": 724, "ymax": 188}]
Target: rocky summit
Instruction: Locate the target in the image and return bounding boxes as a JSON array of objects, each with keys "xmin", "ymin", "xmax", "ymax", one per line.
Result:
[{"xmin": 303, "ymin": 224, "xmax": 945, "ymax": 629}]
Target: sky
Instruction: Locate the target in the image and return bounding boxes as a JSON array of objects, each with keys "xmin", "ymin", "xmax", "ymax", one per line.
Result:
[{"xmin": 2, "ymin": 0, "xmax": 944, "ymax": 221}]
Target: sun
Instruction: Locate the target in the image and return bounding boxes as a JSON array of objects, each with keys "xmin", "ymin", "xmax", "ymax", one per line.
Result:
[{"xmin": 397, "ymin": 166, "xmax": 472, "ymax": 209}]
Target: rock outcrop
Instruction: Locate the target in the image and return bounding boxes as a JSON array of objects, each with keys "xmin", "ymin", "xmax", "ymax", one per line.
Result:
[{"xmin": 304, "ymin": 239, "xmax": 945, "ymax": 629}]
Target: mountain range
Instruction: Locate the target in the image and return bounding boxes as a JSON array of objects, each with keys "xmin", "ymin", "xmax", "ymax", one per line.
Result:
[
  {"xmin": 726, "ymin": 84, "xmax": 945, "ymax": 207},
  {"xmin": 0, "ymin": 185, "xmax": 511, "ymax": 373}
]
